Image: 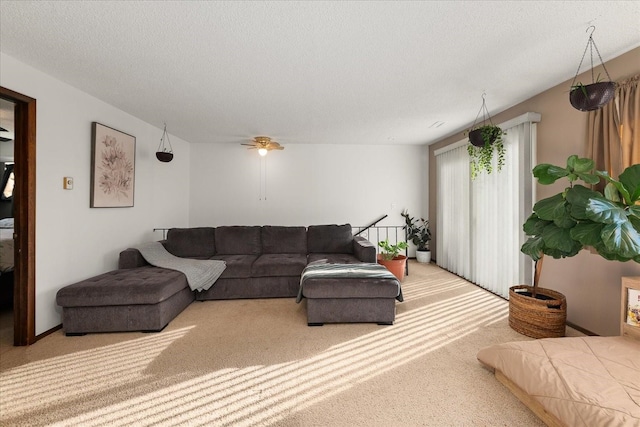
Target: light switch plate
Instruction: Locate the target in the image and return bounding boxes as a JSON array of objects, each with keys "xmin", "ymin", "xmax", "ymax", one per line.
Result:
[{"xmin": 63, "ymin": 177, "xmax": 73, "ymax": 190}]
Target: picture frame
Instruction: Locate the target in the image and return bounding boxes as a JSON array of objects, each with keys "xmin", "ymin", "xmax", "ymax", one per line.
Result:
[
  {"xmin": 90, "ymin": 122, "xmax": 135, "ymax": 208},
  {"xmin": 621, "ymin": 277, "xmax": 640, "ymax": 341}
]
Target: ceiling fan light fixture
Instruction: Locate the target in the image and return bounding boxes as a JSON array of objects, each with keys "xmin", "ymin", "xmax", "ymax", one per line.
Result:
[{"xmin": 241, "ymin": 136, "xmax": 284, "ymax": 155}]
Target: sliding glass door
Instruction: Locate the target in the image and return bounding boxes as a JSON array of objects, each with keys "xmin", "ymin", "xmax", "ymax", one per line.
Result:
[{"xmin": 435, "ymin": 113, "xmax": 540, "ymax": 298}]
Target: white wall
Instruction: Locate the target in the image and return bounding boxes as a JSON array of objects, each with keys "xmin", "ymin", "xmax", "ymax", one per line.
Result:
[
  {"xmin": 189, "ymin": 142, "xmax": 426, "ymax": 244},
  {"xmin": 0, "ymin": 53, "xmax": 190, "ymax": 334},
  {"xmin": 1, "ymin": 53, "xmax": 430, "ymax": 335}
]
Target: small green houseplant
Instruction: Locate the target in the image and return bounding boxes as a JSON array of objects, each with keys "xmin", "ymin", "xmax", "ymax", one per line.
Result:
[
  {"xmin": 512, "ymin": 154, "xmax": 640, "ymax": 338},
  {"xmin": 378, "ymin": 239, "xmax": 408, "ymax": 261},
  {"xmin": 467, "ymin": 125, "xmax": 506, "ymax": 179},
  {"xmin": 378, "ymin": 239, "xmax": 409, "ymax": 281},
  {"xmin": 401, "ymin": 210, "xmax": 432, "ymax": 263}
]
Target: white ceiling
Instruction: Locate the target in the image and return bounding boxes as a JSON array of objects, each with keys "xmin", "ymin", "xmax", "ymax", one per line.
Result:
[{"xmin": 1, "ymin": 1, "xmax": 639, "ymax": 147}]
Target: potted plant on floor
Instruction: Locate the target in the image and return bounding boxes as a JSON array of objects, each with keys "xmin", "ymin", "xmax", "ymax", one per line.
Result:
[
  {"xmin": 513, "ymin": 155, "xmax": 640, "ymax": 338},
  {"xmin": 401, "ymin": 210, "xmax": 432, "ymax": 263},
  {"xmin": 378, "ymin": 239, "xmax": 409, "ymax": 281}
]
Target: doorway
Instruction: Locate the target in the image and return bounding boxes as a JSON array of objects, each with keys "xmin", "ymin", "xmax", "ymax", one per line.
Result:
[{"xmin": 0, "ymin": 87, "xmax": 36, "ymax": 346}]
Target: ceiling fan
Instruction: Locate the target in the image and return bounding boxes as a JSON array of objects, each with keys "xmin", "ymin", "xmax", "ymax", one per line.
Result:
[{"xmin": 241, "ymin": 136, "xmax": 284, "ymax": 156}]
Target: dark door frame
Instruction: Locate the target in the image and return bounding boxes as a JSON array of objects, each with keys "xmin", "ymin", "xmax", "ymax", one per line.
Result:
[{"xmin": 1, "ymin": 86, "xmax": 36, "ymax": 346}]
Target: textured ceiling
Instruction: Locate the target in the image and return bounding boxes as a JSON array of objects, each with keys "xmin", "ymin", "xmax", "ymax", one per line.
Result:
[{"xmin": 1, "ymin": 1, "xmax": 639, "ymax": 146}]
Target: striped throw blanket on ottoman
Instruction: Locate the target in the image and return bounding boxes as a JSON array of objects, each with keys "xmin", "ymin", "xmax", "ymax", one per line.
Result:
[{"xmin": 296, "ymin": 262, "xmax": 403, "ymax": 325}]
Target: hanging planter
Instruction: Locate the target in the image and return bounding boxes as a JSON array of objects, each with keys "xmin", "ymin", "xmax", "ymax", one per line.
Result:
[
  {"xmin": 569, "ymin": 26, "xmax": 616, "ymax": 112},
  {"xmin": 569, "ymin": 81, "xmax": 616, "ymax": 111},
  {"xmin": 156, "ymin": 123, "xmax": 174, "ymax": 162},
  {"xmin": 468, "ymin": 125, "xmax": 503, "ymax": 148},
  {"xmin": 466, "ymin": 94, "xmax": 506, "ymax": 179}
]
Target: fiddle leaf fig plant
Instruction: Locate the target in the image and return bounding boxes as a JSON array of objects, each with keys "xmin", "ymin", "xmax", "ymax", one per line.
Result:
[{"xmin": 521, "ymin": 155, "xmax": 640, "ymax": 266}]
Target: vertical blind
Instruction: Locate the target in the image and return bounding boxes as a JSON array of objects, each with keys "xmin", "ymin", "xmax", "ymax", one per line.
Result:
[{"xmin": 435, "ymin": 113, "xmax": 540, "ymax": 298}]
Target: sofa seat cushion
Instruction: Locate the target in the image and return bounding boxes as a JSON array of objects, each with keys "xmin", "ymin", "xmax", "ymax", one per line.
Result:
[
  {"xmin": 165, "ymin": 227, "xmax": 216, "ymax": 258},
  {"xmin": 308, "ymin": 253, "xmax": 365, "ymax": 265},
  {"xmin": 307, "ymin": 224, "xmax": 353, "ymax": 254},
  {"xmin": 215, "ymin": 226, "xmax": 262, "ymax": 255},
  {"xmin": 261, "ymin": 226, "xmax": 307, "ymax": 254},
  {"xmin": 211, "ymin": 254, "xmax": 257, "ymax": 278},
  {"xmin": 56, "ymin": 266, "xmax": 188, "ymax": 307},
  {"xmin": 251, "ymin": 254, "xmax": 308, "ymax": 277}
]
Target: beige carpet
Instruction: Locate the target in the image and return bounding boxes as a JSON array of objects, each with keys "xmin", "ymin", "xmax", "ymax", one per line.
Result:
[{"xmin": 0, "ymin": 261, "xmax": 580, "ymax": 426}]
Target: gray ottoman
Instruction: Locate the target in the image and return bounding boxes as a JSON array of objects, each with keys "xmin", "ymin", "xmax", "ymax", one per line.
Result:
[
  {"xmin": 297, "ymin": 264, "xmax": 402, "ymax": 326},
  {"xmin": 56, "ymin": 266, "xmax": 194, "ymax": 335}
]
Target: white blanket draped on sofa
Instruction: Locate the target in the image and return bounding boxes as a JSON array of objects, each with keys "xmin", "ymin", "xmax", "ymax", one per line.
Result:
[{"xmin": 134, "ymin": 241, "xmax": 226, "ymax": 292}]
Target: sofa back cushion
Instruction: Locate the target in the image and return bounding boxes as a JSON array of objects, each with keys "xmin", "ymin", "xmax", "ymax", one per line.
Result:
[
  {"xmin": 165, "ymin": 227, "xmax": 216, "ymax": 258},
  {"xmin": 215, "ymin": 226, "xmax": 262, "ymax": 255},
  {"xmin": 307, "ymin": 224, "xmax": 353, "ymax": 254},
  {"xmin": 261, "ymin": 226, "xmax": 307, "ymax": 254}
]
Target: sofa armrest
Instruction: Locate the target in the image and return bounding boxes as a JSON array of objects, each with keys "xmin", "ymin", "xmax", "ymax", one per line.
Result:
[
  {"xmin": 118, "ymin": 240, "xmax": 166, "ymax": 269},
  {"xmin": 118, "ymin": 248, "xmax": 148, "ymax": 269},
  {"xmin": 353, "ymin": 236, "xmax": 376, "ymax": 263}
]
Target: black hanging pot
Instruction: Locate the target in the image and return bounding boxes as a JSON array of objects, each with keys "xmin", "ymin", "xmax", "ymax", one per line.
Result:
[
  {"xmin": 468, "ymin": 129, "xmax": 487, "ymax": 147},
  {"xmin": 156, "ymin": 151, "xmax": 174, "ymax": 162},
  {"xmin": 156, "ymin": 123, "xmax": 174, "ymax": 162},
  {"xmin": 468, "ymin": 125, "xmax": 501, "ymax": 147},
  {"xmin": 569, "ymin": 81, "xmax": 616, "ymax": 112}
]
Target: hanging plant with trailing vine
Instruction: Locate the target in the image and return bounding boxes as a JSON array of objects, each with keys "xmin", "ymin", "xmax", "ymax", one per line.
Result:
[
  {"xmin": 467, "ymin": 125, "xmax": 506, "ymax": 179},
  {"xmin": 465, "ymin": 94, "xmax": 506, "ymax": 180}
]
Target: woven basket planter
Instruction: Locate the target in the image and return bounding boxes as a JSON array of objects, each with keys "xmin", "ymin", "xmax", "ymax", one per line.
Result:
[{"xmin": 509, "ymin": 285, "xmax": 566, "ymax": 339}]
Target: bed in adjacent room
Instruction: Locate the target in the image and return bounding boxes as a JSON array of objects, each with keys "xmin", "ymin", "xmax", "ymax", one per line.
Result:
[
  {"xmin": 0, "ymin": 217, "xmax": 14, "ymax": 308},
  {"xmin": 477, "ymin": 277, "xmax": 640, "ymax": 427},
  {"xmin": 0, "ymin": 217, "xmax": 14, "ymax": 273}
]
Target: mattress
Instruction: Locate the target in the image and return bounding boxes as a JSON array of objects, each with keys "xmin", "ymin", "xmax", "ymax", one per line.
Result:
[
  {"xmin": 0, "ymin": 224, "xmax": 13, "ymax": 273},
  {"xmin": 477, "ymin": 336, "xmax": 640, "ymax": 427}
]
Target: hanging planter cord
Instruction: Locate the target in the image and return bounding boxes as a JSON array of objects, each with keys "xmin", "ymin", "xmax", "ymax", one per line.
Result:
[
  {"xmin": 471, "ymin": 92, "xmax": 494, "ymax": 129},
  {"xmin": 570, "ymin": 26, "xmax": 612, "ymax": 87},
  {"xmin": 157, "ymin": 123, "xmax": 173, "ymax": 154}
]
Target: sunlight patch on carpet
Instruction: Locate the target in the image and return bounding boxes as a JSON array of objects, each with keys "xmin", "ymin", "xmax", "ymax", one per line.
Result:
[
  {"xmin": 0, "ymin": 326, "xmax": 193, "ymax": 418},
  {"xmin": 48, "ymin": 285, "xmax": 508, "ymax": 426}
]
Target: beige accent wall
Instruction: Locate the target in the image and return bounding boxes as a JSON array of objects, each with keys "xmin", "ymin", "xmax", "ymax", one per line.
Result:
[{"xmin": 428, "ymin": 46, "xmax": 640, "ymax": 337}]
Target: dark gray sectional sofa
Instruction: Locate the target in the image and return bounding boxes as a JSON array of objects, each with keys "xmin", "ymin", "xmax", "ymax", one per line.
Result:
[
  {"xmin": 120, "ymin": 224, "xmax": 376, "ymax": 300},
  {"xmin": 57, "ymin": 224, "xmax": 376, "ymax": 334}
]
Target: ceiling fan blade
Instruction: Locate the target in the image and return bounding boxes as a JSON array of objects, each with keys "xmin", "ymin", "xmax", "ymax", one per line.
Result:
[
  {"xmin": 0, "ymin": 137, "xmax": 11, "ymax": 142},
  {"xmin": 241, "ymin": 143, "xmax": 257, "ymax": 146}
]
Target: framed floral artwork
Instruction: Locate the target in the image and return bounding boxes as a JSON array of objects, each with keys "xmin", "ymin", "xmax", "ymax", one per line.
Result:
[{"xmin": 90, "ymin": 122, "xmax": 135, "ymax": 208}]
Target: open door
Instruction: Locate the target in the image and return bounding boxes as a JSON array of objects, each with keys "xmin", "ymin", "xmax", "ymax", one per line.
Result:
[{"xmin": 0, "ymin": 86, "xmax": 36, "ymax": 346}]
